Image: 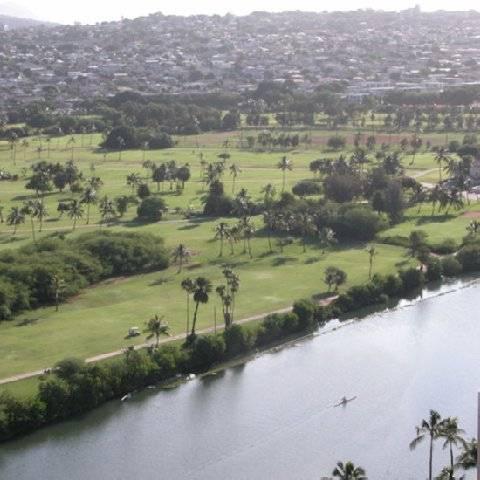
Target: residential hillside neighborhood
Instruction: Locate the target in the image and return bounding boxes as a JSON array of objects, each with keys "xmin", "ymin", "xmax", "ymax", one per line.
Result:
[{"xmin": 2, "ymin": 8, "xmax": 480, "ymax": 111}]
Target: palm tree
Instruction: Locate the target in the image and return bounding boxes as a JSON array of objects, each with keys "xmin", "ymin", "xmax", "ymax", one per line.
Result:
[
  {"xmin": 239, "ymin": 217, "xmax": 255, "ymax": 258},
  {"xmin": 455, "ymin": 438, "xmax": 477, "ymax": 471},
  {"xmin": 144, "ymin": 314, "xmax": 170, "ymax": 348},
  {"xmin": 190, "ymin": 277, "xmax": 212, "ymax": 339},
  {"xmin": 229, "ymin": 163, "xmax": 241, "ymax": 194},
  {"xmin": 116, "ymin": 136, "xmax": 126, "ymax": 161},
  {"xmin": 6, "ymin": 206, "xmax": 25, "ymax": 235},
  {"xmin": 36, "ymin": 202, "xmax": 48, "ymax": 232},
  {"xmin": 317, "ymin": 226, "xmax": 336, "ymax": 254},
  {"xmin": 67, "ymin": 136, "xmax": 76, "ymax": 161},
  {"xmin": 438, "ymin": 417, "xmax": 466, "ymax": 479},
  {"xmin": 172, "ymin": 244, "xmax": 191, "ymax": 273},
  {"xmin": 21, "ymin": 200, "xmax": 40, "ymax": 242},
  {"xmin": 332, "ymin": 461, "xmax": 367, "ymax": 479},
  {"xmin": 366, "ymin": 245, "xmax": 377, "ymax": 279},
  {"xmin": 181, "ymin": 278, "xmax": 195, "ymax": 337},
  {"xmin": 68, "ymin": 200, "xmax": 84, "ymax": 231},
  {"xmin": 214, "ymin": 222, "xmax": 230, "ymax": 257},
  {"xmin": 126, "ymin": 173, "xmax": 141, "ymax": 193},
  {"xmin": 51, "ymin": 274, "xmax": 66, "ymax": 312},
  {"xmin": 99, "ymin": 197, "xmax": 117, "ymax": 226},
  {"xmin": 435, "ymin": 148, "xmax": 450, "ymax": 183},
  {"xmin": 216, "ymin": 266, "xmax": 240, "ymax": 328},
  {"xmin": 81, "ymin": 187, "xmax": 97, "ymax": 224},
  {"xmin": 277, "ymin": 155, "xmax": 293, "ymax": 191},
  {"xmin": 410, "ymin": 410, "xmax": 443, "ymax": 480},
  {"xmin": 227, "ymin": 224, "xmax": 240, "ymax": 255},
  {"xmin": 21, "ymin": 139, "xmax": 29, "ymax": 160}
]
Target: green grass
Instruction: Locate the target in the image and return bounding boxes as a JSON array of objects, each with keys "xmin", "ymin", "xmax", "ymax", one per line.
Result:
[{"xmin": 0, "ymin": 130, "xmax": 471, "ymax": 382}]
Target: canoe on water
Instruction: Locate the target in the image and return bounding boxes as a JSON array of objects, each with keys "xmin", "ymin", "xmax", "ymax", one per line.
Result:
[{"xmin": 334, "ymin": 396, "xmax": 357, "ymax": 407}]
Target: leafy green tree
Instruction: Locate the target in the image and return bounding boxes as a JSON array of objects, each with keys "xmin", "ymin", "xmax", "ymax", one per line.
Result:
[
  {"xmin": 410, "ymin": 410, "xmax": 443, "ymax": 480},
  {"xmin": 332, "ymin": 461, "xmax": 367, "ymax": 479},
  {"xmin": 144, "ymin": 314, "xmax": 170, "ymax": 348},
  {"xmin": 324, "ymin": 266, "xmax": 347, "ymax": 292}
]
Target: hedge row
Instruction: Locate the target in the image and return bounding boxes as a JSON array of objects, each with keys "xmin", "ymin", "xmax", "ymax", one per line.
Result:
[{"xmin": 0, "ymin": 231, "xmax": 169, "ymax": 320}]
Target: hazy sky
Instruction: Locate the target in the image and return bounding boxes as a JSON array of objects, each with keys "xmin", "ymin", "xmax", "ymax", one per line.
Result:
[{"xmin": 8, "ymin": 0, "xmax": 480, "ymax": 24}]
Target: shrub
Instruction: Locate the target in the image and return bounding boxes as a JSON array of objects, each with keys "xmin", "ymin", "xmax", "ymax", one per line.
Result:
[
  {"xmin": 457, "ymin": 244, "xmax": 480, "ymax": 272},
  {"xmin": 431, "ymin": 238, "xmax": 458, "ymax": 255},
  {"xmin": 292, "ymin": 180, "xmax": 322, "ymax": 197},
  {"xmin": 332, "ymin": 206, "xmax": 388, "ymax": 241},
  {"xmin": 399, "ymin": 268, "xmax": 425, "ymax": 292},
  {"xmin": 441, "ymin": 256, "xmax": 463, "ymax": 277},
  {"xmin": 148, "ymin": 132, "xmax": 174, "ymax": 149},
  {"xmin": 292, "ymin": 299, "xmax": 317, "ymax": 331},
  {"xmin": 136, "ymin": 196, "xmax": 166, "ymax": 222},
  {"xmin": 425, "ymin": 257, "xmax": 443, "ymax": 282},
  {"xmin": 137, "ymin": 183, "xmax": 151, "ymax": 199},
  {"xmin": 223, "ymin": 324, "xmax": 254, "ymax": 357},
  {"xmin": 188, "ymin": 335, "xmax": 226, "ymax": 372},
  {"xmin": 327, "ymin": 135, "xmax": 347, "ymax": 150},
  {"xmin": 203, "ymin": 194, "xmax": 234, "ymax": 216}
]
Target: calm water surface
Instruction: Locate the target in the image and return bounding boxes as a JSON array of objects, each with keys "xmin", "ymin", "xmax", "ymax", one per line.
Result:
[{"xmin": 1, "ymin": 279, "xmax": 479, "ymax": 479}]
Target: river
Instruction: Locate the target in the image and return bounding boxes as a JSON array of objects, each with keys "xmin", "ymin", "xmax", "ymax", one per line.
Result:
[{"xmin": 1, "ymin": 278, "xmax": 479, "ymax": 479}]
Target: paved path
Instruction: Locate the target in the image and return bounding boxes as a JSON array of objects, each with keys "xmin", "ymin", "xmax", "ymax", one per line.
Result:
[{"xmin": 0, "ymin": 298, "xmax": 337, "ymax": 386}]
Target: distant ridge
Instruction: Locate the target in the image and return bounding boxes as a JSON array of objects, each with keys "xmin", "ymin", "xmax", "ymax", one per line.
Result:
[{"xmin": 0, "ymin": 14, "xmax": 54, "ymax": 29}]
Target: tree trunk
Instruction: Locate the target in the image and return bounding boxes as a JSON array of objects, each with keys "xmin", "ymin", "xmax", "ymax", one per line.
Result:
[
  {"xmin": 86, "ymin": 204, "xmax": 90, "ymax": 224},
  {"xmin": 219, "ymin": 237, "xmax": 224, "ymax": 257},
  {"xmin": 186, "ymin": 294, "xmax": 190, "ymax": 338},
  {"xmin": 191, "ymin": 302, "xmax": 200, "ymax": 336},
  {"xmin": 428, "ymin": 436, "xmax": 433, "ymax": 480},
  {"xmin": 449, "ymin": 443, "xmax": 454, "ymax": 480},
  {"xmin": 30, "ymin": 217, "xmax": 36, "ymax": 242}
]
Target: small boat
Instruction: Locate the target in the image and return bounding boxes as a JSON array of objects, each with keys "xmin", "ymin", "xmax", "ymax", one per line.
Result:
[
  {"xmin": 121, "ymin": 393, "xmax": 132, "ymax": 402},
  {"xmin": 334, "ymin": 396, "xmax": 357, "ymax": 407}
]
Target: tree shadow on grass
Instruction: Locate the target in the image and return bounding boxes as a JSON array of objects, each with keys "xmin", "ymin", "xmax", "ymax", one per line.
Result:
[
  {"xmin": 305, "ymin": 256, "xmax": 322, "ymax": 264},
  {"xmin": 178, "ymin": 224, "xmax": 200, "ymax": 231},
  {"xmin": 312, "ymin": 292, "xmax": 337, "ymax": 302},
  {"xmin": 395, "ymin": 259, "xmax": 411, "ymax": 268},
  {"xmin": 16, "ymin": 318, "xmax": 39, "ymax": 327},
  {"xmin": 271, "ymin": 256, "xmax": 298, "ymax": 267},
  {"xmin": 257, "ymin": 250, "xmax": 276, "ymax": 259},
  {"xmin": 0, "ymin": 234, "xmax": 28, "ymax": 244},
  {"xmin": 149, "ymin": 276, "xmax": 173, "ymax": 286},
  {"xmin": 415, "ymin": 214, "xmax": 456, "ymax": 225}
]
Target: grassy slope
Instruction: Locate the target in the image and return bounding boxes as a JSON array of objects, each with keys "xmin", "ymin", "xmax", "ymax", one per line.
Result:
[{"xmin": 0, "ymin": 130, "xmax": 466, "ymax": 383}]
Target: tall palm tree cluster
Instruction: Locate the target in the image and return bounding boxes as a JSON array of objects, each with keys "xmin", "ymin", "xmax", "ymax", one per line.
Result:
[{"xmin": 410, "ymin": 410, "xmax": 475, "ymax": 480}]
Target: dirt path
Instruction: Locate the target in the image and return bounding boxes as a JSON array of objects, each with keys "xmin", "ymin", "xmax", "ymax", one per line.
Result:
[{"xmin": 0, "ymin": 298, "xmax": 337, "ymax": 386}]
